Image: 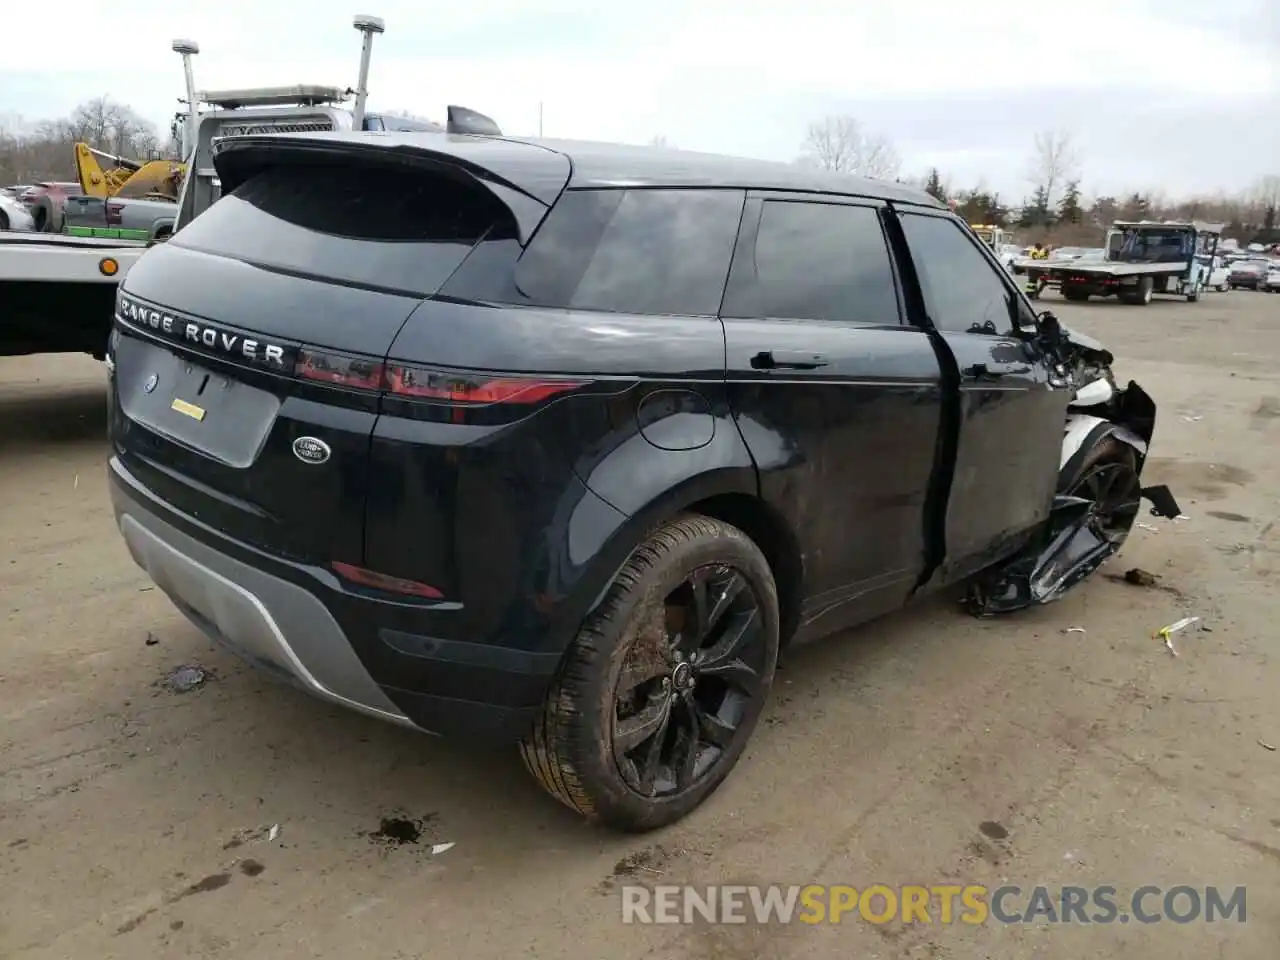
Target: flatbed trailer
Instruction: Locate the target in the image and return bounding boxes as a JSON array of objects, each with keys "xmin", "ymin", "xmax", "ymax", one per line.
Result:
[
  {"xmin": 1014, "ymin": 220, "xmax": 1225, "ymax": 305},
  {"xmin": 0, "ymin": 233, "xmax": 145, "ymax": 357}
]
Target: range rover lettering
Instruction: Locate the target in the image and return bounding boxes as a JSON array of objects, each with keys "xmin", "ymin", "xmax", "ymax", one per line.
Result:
[{"xmin": 107, "ymin": 132, "xmax": 1179, "ymax": 832}]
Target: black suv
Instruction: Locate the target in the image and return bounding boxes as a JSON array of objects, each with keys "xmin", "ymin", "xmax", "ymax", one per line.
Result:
[{"xmin": 108, "ymin": 132, "xmax": 1171, "ymax": 831}]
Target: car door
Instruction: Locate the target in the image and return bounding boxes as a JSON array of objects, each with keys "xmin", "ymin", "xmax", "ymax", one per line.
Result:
[
  {"xmin": 890, "ymin": 208, "xmax": 1069, "ymax": 583},
  {"xmin": 721, "ymin": 194, "xmax": 946, "ymax": 640}
]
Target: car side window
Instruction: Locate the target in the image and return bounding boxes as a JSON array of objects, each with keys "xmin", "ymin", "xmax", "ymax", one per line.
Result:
[
  {"xmin": 511, "ymin": 188, "xmax": 746, "ymax": 317},
  {"xmin": 898, "ymin": 213, "xmax": 1024, "ymax": 334},
  {"xmin": 721, "ymin": 200, "xmax": 900, "ymax": 324}
]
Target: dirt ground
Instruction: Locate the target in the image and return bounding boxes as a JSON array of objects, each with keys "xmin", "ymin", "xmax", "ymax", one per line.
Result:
[{"xmin": 2, "ymin": 289, "xmax": 1279, "ymax": 960}]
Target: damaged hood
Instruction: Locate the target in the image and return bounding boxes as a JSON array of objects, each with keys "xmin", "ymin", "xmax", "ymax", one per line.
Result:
[
  {"xmin": 1019, "ymin": 320, "xmax": 1112, "ymax": 365},
  {"xmin": 1058, "ymin": 324, "xmax": 1111, "ymax": 364}
]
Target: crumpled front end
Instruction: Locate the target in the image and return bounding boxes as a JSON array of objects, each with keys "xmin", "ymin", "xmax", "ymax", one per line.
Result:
[{"xmin": 967, "ymin": 375, "xmax": 1182, "ymax": 617}]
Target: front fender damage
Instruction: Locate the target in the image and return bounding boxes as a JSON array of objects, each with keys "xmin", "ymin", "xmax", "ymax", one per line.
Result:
[{"xmin": 967, "ymin": 379, "xmax": 1182, "ymax": 617}]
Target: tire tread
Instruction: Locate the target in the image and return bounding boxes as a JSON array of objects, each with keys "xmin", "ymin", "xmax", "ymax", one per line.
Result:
[{"xmin": 519, "ymin": 514, "xmax": 773, "ymax": 829}]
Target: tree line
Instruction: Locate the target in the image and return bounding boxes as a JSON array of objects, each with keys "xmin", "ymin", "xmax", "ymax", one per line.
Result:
[
  {"xmin": 798, "ymin": 116, "xmax": 1280, "ymax": 246},
  {"xmin": 6, "ymin": 98, "xmax": 1277, "ymax": 247},
  {"xmin": 0, "ymin": 97, "xmax": 171, "ymax": 186}
]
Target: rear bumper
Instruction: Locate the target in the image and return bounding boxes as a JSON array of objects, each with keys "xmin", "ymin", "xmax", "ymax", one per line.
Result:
[{"xmin": 109, "ymin": 456, "xmax": 548, "ymax": 741}]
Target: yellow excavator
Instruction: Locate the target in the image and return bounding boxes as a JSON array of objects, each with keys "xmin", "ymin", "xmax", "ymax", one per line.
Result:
[{"xmin": 73, "ymin": 142, "xmax": 185, "ymax": 200}]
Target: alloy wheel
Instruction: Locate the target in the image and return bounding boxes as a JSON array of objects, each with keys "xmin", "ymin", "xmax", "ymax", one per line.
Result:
[
  {"xmin": 1070, "ymin": 460, "xmax": 1142, "ymax": 544},
  {"xmin": 611, "ymin": 563, "xmax": 769, "ymax": 798}
]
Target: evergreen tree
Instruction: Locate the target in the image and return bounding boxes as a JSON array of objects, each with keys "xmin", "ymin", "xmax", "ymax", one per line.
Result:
[
  {"xmin": 1018, "ymin": 185, "xmax": 1054, "ymax": 228},
  {"xmin": 1057, "ymin": 180, "xmax": 1083, "ymax": 225},
  {"xmin": 924, "ymin": 168, "xmax": 947, "ymax": 203}
]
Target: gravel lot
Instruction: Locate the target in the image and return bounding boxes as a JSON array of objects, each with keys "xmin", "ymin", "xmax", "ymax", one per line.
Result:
[{"xmin": 2, "ymin": 289, "xmax": 1278, "ymax": 959}]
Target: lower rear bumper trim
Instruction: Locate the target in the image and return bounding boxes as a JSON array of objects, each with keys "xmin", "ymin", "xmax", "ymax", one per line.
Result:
[{"xmin": 112, "ymin": 474, "xmax": 418, "ymax": 730}]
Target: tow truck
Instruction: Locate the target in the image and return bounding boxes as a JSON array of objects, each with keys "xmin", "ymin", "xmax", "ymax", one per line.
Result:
[
  {"xmin": 968, "ymin": 223, "xmax": 1020, "ymax": 271},
  {"xmin": 1014, "ymin": 220, "xmax": 1225, "ymax": 305},
  {"xmin": 1, "ymin": 13, "xmax": 502, "ymax": 360}
]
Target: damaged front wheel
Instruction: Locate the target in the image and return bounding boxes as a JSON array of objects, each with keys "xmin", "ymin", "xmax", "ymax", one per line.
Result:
[
  {"xmin": 967, "ymin": 437, "xmax": 1143, "ymax": 615},
  {"xmin": 1062, "ymin": 438, "xmax": 1142, "ymax": 547}
]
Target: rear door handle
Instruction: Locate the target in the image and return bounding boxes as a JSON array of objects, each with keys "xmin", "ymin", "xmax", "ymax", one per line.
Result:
[{"xmin": 751, "ymin": 350, "xmax": 829, "ymax": 371}]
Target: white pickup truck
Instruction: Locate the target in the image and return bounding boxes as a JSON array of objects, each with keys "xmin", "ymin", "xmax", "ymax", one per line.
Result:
[{"xmin": 1014, "ymin": 220, "xmax": 1227, "ymax": 305}]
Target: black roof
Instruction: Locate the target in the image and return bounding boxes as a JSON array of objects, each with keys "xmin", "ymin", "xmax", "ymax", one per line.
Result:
[
  {"xmin": 226, "ymin": 129, "xmax": 942, "ymax": 209},
  {"xmin": 506, "ymin": 136, "xmax": 941, "ymax": 207}
]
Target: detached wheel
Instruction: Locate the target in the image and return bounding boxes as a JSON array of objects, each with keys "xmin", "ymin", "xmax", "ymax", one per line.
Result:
[
  {"xmin": 521, "ymin": 515, "xmax": 779, "ymax": 832},
  {"xmin": 1060, "ymin": 439, "xmax": 1143, "ymax": 549}
]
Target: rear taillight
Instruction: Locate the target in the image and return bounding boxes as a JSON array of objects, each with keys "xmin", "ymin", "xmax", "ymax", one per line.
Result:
[
  {"xmin": 385, "ymin": 364, "xmax": 585, "ymax": 405},
  {"xmin": 296, "ymin": 348, "xmax": 384, "ymax": 391},
  {"xmin": 293, "ymin": 348, "xmax": 585, "ymax": 406},
  {"xmin": 105, "ymin": 201, "xmax": 123, "ymax": 226}
]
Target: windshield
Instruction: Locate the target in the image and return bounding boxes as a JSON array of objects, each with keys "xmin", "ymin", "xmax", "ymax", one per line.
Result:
[{"xmin": 1115, "ymin": 228, "xmax": 1193, "ymax": 263}]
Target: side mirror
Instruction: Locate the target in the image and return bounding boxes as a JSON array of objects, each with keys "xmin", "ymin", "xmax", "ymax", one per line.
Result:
[{"xmin": 1037, "ymin": 309, "xmax": 1062, "ymax": 343}]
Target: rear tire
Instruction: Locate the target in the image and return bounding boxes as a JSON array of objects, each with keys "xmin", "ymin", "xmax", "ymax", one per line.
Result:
[
  {"xmin": 0, "ymin": 210, "xmax": 8, "ymax": 231},
  {"xmin": 520, "ymin": 515, "xmax": 780, "ymax": 832}
]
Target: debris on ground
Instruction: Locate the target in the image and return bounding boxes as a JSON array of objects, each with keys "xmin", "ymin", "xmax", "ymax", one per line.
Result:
[
  {"xmin": 1181, "ymin": 415, "xmax": 1203, "ymax": 422},
  {"xmin": 1259, "ymin": 740, "xmax": 1277, "ymax": 752},
  {"xmin": 1062, "ymin": 627, "xmax": 1087, "ymax": 634},
  {"xmin": 157, "ymin": 664, "xmax": 211, "ymax": 693},
  {"xmin": 1137, "ymin": 522, "xmax": 1160, "ymax": 533},
  {"xmin": 1154, "ymin": 617, "xmax": 1202, "ymax": 657},
  {"xmin": 144, "ymin": 632, "xmax": 159, "ymax": 647},
  {"xmin": 368, "ymin": 814, "xmax": 437, "ymax": 848},
  {"xmin": 1124, "ymin": 568, "xmax": 1159, "ymax": 588},
  {"xmin": 222, "ymin": 823, "xmax": 281, "ymax": 849},
  {"xmin": 430, "ymin": 842, "xmax": 455, "ymax": 855}
]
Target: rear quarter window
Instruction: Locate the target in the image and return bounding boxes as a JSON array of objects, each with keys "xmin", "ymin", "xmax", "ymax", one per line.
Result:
[
  {"xmin": 507, "ymin": 188, "xmax": 746, "ymax": 317},
  {"xmin": 169, "ymin": 163, "xmax": 507, "ymax": 296}
]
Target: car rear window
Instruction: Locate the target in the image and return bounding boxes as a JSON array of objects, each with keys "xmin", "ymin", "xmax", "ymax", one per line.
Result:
[
  {"xmin": 169, "ymin": 163, "xmax": 507, "ymax": 296},
  {"xmin": 508, "ymin": 188, "xmax": 745, "ymax": 316}
]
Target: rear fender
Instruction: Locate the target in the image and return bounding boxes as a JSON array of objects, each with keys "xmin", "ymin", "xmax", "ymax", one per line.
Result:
[{"xmin": 570, "ymin": 405, "xmax": 759, "ymax": 617}]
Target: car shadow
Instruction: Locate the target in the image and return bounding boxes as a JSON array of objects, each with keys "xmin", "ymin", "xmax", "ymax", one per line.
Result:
[
  {"xmin": 107, "ymin": 587, "xmax": 979, "ymax": 862},
  {"xmin": 0, "ymin": 378, "xmax": 106, "ymax": 452}
]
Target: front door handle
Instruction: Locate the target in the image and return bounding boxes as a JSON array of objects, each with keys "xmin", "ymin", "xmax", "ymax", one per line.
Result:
[
  {"xmin": 751, "ymin": 350, "xmax": 829, "ymax": 371},
  {"xmin": 963, "ymin": 361, "xmax": 1031, "ymax": 380}
]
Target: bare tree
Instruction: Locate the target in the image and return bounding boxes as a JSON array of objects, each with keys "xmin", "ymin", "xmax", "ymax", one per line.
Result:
[
  {"xmin": 0, "ymin": 98, "xmax": 162, "ymax": 185},
  {"xmin": 648, "ymin": 134, "xmax": 672, "ymax": 148},
  {"xmin": 1252, "ymin": 175, "xmax": 1280, "ymax": 211},
  {"xmin": 1026, "ymin": 130, "xmax": 1079, "ymax": 209},
  {"xmin": 798, "ymin": 115, "xmax": 901, "ymax": 180}
]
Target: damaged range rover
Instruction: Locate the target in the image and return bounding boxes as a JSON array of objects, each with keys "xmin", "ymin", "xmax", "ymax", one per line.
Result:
[{"xmin": 107, "ymin": 132, "xmax": 1180, "ymax": 832}]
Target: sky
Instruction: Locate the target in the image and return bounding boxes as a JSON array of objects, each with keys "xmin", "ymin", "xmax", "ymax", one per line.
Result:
[{"xmin": 2, "ymin": 0, "xmax": 1276, "ymax": 202}]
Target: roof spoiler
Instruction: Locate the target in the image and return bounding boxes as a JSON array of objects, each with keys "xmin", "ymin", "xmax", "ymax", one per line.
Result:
[{"xmin": 446, "ymin": 105, "xmax": 502, "ymax": 136}]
